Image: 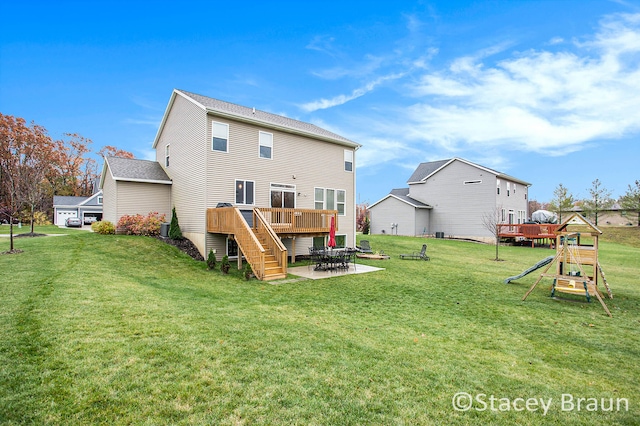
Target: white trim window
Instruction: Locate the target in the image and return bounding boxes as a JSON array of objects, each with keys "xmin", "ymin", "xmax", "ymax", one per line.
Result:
[
  {"xmin": 97, "ymin": 196, "xmax": 103, "ymax": 205},
  {"xmin": 235, "ymin": 180, "xmax": 255, "ymax": 205},
  {"xmin": 165, "ymin": 144, "xmax": 170, "ymax": 167},
  {"xmin": 496, "ymin": 179, "xmax": 501, "ymax": 195},
  {"xmin": 259, "ymin": 131, "xmax": 273, "ymax": 159},
  {"xmin": 344, "ymin": 150, "xmax": 353, "ymax": 172},
  {"xmin": 337, "ymin": 190, "xmax": 345, "ymax": 215},
  {"xmin": 507, "ymin": 182, "xmax": 511, "ymax": 197},
  {"xmin": 314, "ymin": 187, "xmax": 346, "ymax": 216},
  {"xmin": 314, "ymin": 187, "xmax": 324, "ymax": 210},
  {"xmin": 212, "ymin": 121, "xmax": 229, "ymax": 152}
]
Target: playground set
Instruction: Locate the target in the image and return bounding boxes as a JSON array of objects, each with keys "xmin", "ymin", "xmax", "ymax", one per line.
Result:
[{"xmin": 505, "ymin": 213, "xmax": 613, "ymax": 317}]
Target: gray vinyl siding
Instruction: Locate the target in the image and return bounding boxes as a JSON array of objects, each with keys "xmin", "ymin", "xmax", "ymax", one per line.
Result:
[
  {"xmin": 410, "ymin": 160, "xmax": 495, "ymax": 237},
  {"xmin": 151, "ymin": 91, "xmax": 357, "ymax": 258},
  {"xmin": 406, "ymin": 160, "xmax": 529, "ymax": 238},
  {"xmin": 102, "ymin": 172, "xmax": 117, "ymax": 224},
  {"xmin": 415, "ymin": 208, "xmax": 430, "ymax": 236},
  {"xmin": 115, "ymin": 181, "xmax": 171, "ymax": 222},
  {"xmin": 155, "ymin": 94, "xmax": 207, "ymax": 237},
  {"xmin": 369, "ymin": 197, "xmax": 418, "ymax": 236},
  {"xmin": 497, "ymin": 178, "xmax": 529, "ymax": 223},
  {"xmin": 204, "ymin": 114, "xmax": 357, "ymax": 257}
]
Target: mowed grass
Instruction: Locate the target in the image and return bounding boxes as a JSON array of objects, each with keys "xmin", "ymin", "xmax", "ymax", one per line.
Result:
[{"xmin": 1, "ymin": 227, "xmax": 638, "ymax": 425}]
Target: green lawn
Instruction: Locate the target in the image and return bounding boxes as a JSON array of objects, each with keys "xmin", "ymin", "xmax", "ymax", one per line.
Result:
[{"xmin": 1, "ymin": 227, "xmax": 638, "ymax": 425}]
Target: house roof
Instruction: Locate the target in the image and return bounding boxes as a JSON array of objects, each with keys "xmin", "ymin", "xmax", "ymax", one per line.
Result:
[
  {"xmin": 152, "ymin": 89, "xmax": 361, "ymax": 149},
  {"xmin": 407, "ymin": 157, "xmax": 531, "ymax": 186},
  {"xmin": 53, "ymin": 190, "xmax": 103, "ymax": 208},
  {"xmin": 53, "ymin": 195, "xmax": 89, "ymax": 207},
  {"xmin": 100, "ymin": 157, "xmax": 172, "ymax": 187},
  {"xmin": 369, "ymin": 188, "xmax": 432, "ymax": 209}
]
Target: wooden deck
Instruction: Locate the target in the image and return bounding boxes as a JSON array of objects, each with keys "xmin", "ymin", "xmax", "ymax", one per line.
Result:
[
  {"xmin": 206, "ymin": 207, "xmax": 338, "ymax": 280},
  {"xmin": 497, "ymin": 223, "xmax": 561, "ymax": 247}
]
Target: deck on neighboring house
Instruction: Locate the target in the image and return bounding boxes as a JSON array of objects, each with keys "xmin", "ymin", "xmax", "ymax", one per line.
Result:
[
  {"xmin": 207, "ymin": 207, "xmax": 338, "ymax": 281},
  {"xmin": 498, "ymin": 223, "xmax": 561, "ymax": 248}
]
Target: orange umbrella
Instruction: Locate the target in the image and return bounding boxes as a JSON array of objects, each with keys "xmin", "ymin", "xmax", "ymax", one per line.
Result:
[{"xmin": 327, "ymin": 215, "xmax": 336, "ymax": 248}]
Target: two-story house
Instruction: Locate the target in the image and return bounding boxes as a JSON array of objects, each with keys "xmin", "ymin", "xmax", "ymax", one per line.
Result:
[
  {"xmin": 368, "ymin": 158, "xmax": 530, "ymax": 241},
  {"xmin": 101, "ymin": 89, "xmax": 360, "ymax": 280}
]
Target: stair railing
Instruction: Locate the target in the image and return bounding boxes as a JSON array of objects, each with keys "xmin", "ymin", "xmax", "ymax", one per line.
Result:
[
  {"xmin": 254, "ymin": 208, "xmax": 288, "ymax": 275},
  {"xmin": 230, "ymin": 208, "xmax": 266, "ymax": 280}
]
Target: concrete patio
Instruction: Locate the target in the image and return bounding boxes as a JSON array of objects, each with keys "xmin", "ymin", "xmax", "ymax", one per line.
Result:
[{"xmin": 287, "ymin": 263, "xmax": 385, "ymax": 280}]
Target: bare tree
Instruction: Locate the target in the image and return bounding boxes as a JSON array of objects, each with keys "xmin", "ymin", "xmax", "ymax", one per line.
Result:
[
  {"xmin": 548, "ymin": 183, "xmax": 575, "ymax": 224},
  {"xmin": 482, "ymin": 205, "xmax": 503, "ymax": 261},
  {"xmin": 582, "ymin": 178, "xmax": 613, "ymax": 226},
  {"xmin": 620, "ymin": 180, "xmax": 640, "ymax": 226}
]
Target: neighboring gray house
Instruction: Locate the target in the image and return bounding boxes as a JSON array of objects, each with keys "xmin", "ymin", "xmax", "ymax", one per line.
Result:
[
  {"xmin": 53, "ymin": 191, "xmax": 103, "ymax": 225},
  {"xmin": 100, "ymin": 89, "xmax": 360, "ymax": 280},
  {"xmin": 369, "ymin": 158, "xmax": 531, "ymax": 240}
]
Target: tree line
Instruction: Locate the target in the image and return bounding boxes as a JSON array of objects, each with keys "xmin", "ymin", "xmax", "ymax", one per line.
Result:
[
  {"xmin": 0, "ymin": 113, "xmax": 133, "ymax": 251},
  {"xmin": 529, "ymin": 179, "xmax": 640, "ymax": 226}
]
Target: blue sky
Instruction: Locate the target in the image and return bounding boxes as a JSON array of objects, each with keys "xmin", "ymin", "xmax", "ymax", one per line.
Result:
[{"xmin": 2, "ymin": 0, "xmax": 639, "ymax": 206}]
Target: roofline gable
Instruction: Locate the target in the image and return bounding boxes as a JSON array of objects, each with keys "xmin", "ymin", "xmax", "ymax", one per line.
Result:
[
  {"xmin": 407, "ymin": 157, "xmax": 531, "ymax": 186},
  {"xmin": 100, "ymin": 157, "xmax": 172, "ymax": 186},
  {"xmin": 152, "ymin": 89, "xmax": 361, "ymax": 149},
  {"xmin": 369, "ymin": 193, "xmax": 432, "ymax": 209},
  {"xmin": 78, "ymin": 190, "xmax": 103, "ymax": 206}
]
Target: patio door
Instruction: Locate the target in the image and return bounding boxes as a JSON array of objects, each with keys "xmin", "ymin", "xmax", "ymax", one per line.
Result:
[{"xmin": 270, "ymin": 183, "xmax": 296, "ymax": 208}]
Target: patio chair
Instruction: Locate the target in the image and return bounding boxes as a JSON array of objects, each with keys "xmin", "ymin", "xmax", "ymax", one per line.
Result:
[
  {"xmin": 400, "ymin": 244, "xmax": 429, "ymax": 261},
  {"xmin": 356, "ymin": 240, "xmax": 373, "ymax": 253}
]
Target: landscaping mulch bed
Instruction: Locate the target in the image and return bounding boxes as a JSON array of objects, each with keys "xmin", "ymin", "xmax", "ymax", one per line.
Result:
[
  {"xmin": 155, "ymin": 236, "xmax": 204, "ymax": 261},
  {"xmin": 15, "ymin": 233, "xmax": 47, "ymax": 238}
]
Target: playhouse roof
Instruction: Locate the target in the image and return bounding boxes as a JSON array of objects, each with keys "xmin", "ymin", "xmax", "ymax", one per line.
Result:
[{"xmin": 556, "ymin": 212, "xmax": 602, "ymax": 235}]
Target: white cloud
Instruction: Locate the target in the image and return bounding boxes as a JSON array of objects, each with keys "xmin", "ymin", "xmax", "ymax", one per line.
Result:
[
  {"xmin": 299, "ymin": 73, "xmax": 405, "ymax": 112},
  {"xmin": 405, "ymin": 13, "xmax": 640, "ymax": 155},
  {"xmin": 306, "ymin": 35, "xmax": 337, "ymax": 56}
]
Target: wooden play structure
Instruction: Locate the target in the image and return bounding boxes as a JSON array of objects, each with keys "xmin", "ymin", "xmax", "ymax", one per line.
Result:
[{"xmin": 522, "ymin": 213, "xmax": 613, "ymax": 317}]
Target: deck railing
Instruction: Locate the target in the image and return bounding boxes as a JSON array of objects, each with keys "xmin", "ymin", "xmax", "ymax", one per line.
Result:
[
  {"xmin": 207, "ymin": 207, "xmax": 338, "ymax": 235},
  {"xmin": 498, "ymin": 223, "xmax": 561, "ymax": 241},
  {"xmin": 257, "ymin": 208, "xmax": 338, "ymax": 234},
  {"xmin": 207, "ymin": 207, "xmax": 237, "ymax": 233}
]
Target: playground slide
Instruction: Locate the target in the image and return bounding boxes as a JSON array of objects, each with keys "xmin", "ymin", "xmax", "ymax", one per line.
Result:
[{"xmin": 503, "ymin": 256, "xmax": 555, "ymax": 284}]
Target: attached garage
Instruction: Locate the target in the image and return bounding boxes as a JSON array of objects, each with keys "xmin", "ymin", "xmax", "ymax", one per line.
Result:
[
  {"xmin": 53, "ymin": 191, "xmax": 103, "ymax": 226},
  {"xmin": 56, "ymin": 209, "xmax": 77, "ymax": 226}
]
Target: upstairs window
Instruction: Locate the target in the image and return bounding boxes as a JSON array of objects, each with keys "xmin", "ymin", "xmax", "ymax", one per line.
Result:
[
  {"xmin": 496, "ymin": 179, "xmax": 501, "ymax": 195},
  {"xmin": 337, "ymin": 190, "xmax": 345, "ymax": 215},
  {"xmin": 315, "ymin": 187, "xmax": 346, "ymax": 215},
  {"xmin": 164, "ymin": 144, "xmax": 170, "ymax": 167},
  {"xmin": 314, "ymin": 188, "xmax": 324, "ymax": 210},
  {"xmin": 259, "ymin": 131, "xmax": 273, "ymax": 159},
  {"xmin": 235, "ymin": 180, "xmax": 255, "ymax": 205},
  {"xmin": 344, "ymin": 150, "xmax": 353, "ymax": 172},
  {"xmin": 507, "ymin": 182, "xmax": 511, "ymax": 197},
  {"xmin": 212, "ymin": 121, "xmax": 229, "ymax": 152},
  {"xmin": 97, "ymin": 196, "xmax": 103, "ymax": 204}
]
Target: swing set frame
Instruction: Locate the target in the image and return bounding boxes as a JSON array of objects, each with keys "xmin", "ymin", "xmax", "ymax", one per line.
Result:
[{"xmin": 522, "ymin": 213, "xmax": 613, "ymax": 317}]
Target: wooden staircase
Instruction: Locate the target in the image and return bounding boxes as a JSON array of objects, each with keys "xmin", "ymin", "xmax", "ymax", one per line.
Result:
[
  {"xmin": 207, "ymin": 206, "xmax": 338, "ymax": 281},
  {"xmin": 255, "ymin": 232, "xmax": 287, "ymax": 281}
]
